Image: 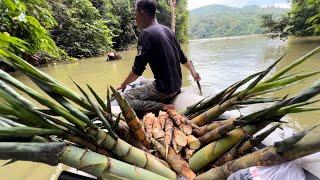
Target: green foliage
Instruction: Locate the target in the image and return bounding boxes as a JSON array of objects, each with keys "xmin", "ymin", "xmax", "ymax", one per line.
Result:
[
  {"xmin": 49, "ymin": 0, "xmax": 114, "ymax": 58},
  {"xmin": 109, "ymin": 0, "xmax": 137, "ymax": 50},
  {"xmin": 157, "ymin": 0, "xmax": 172, "ymax": 28},
  {"xmin": 261, "ymin": 0, "xmax": 320, "ymax": 39},
  {"xmin": 156, "ymin": 0, "xmax": 189, "ymax": 43},
  {"xmin": 0, "ymin": 0, "xmax": 63, "ymax": 61},
  {"xmin": 189, "ymin": 5, "xmax": 288, "ymax": 39},
  {"xmin": 175, "ymin": 0, "xmax": 189, "ymax": 43}
]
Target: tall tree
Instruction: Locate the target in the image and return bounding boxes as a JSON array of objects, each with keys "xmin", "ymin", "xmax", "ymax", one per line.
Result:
[{"xmin": 261, "ymin": 0, "xmax": 320, "ymax": 39}]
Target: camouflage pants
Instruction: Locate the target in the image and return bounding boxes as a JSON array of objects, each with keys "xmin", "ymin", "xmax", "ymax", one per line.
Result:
[{"xmin": 122, "ymin": 80, "xmax": 179, "ymax": 111}]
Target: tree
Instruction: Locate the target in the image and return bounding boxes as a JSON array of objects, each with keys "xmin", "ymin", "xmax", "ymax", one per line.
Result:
[
  {"xmin": 0, "ymin": 0, "xmax": 64, "ymax": 61},
  {"xmin": 49, "ymin": 0, "xmax": 114, "ymax": 58},
  {"xmin": 261, "ymin": 0, "xmax": 320, "ymax": 39}
]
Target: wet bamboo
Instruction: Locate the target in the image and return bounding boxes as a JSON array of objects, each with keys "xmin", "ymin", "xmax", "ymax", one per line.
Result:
[
  {"xmin": 189, "ymin": 124, "xmax": 262, "ymax": 172},
  {"xmin": 196, "ymin": 133, "xmax": 320, "ymax": 180},
  {"xmin": 86, "ymin": 128, "xmax": 177, "ymax": 179},
  {"xmin": 0, "ymin": 142, "xmax": 169, "ymax": 180},
  {"xmin": 213, "ymin": 123, "xmax": 281, "ymax": 166}
]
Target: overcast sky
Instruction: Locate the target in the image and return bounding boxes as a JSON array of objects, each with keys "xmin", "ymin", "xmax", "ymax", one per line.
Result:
[{"xmin": 188, "ymin": 0, "xmax": 291, "ymax": 10}]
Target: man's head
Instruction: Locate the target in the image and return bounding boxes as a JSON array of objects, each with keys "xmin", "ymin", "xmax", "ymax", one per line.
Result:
[{"xmin": 135, "ymin": 0, "xmax": 157, "ymax": 29}]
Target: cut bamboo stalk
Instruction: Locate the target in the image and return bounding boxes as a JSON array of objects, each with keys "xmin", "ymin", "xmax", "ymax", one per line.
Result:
[
  {"xmin": 172, "ymin": 137, "xmax": 183, "ymax": 153},
  {"xmin": 182, "ymin": 124, "xmax": 192, "ymax": 135},
  {"xmin": 153, "ymin": 116, "xmax": 165, "ymax": 139},
  {"xmin": 151, "ymin": 139, "xmax": 196, "ymax": 179},
  {"xmin": 167, "ymin": 109, "xmax": 199, "ymax": 129},
  {"xmin": 174, "ymin": 128, "xmax": 187, "ymax": 147},
  {"xmin": 187, "ymin": 135, "xmax": 201, "ymax": 150},
  {"xmin": 196, "ymin": 132, "xmax": 320, "ymax": 180}
]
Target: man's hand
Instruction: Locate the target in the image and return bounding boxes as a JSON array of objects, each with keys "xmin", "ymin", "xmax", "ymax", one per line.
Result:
[
  {"xmin": 116, "ymin": 84, "xmax": 126, "ymax": 91},
  {"xmin": 192, "ymin": 72, "xmax": 201, "ymax": 82}
]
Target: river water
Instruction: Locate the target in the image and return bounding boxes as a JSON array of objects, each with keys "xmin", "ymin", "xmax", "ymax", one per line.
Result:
[{"xmin": 0, "ymin": 35, "xmax": 319, "ymax": 179}]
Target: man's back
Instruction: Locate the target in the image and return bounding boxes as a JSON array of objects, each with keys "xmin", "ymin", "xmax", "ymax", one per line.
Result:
[{"xmin": 133, "ymin": 23, "xmax": 187, "ymax": 94}]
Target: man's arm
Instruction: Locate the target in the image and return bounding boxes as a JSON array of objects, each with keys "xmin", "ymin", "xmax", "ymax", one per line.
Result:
[
  {"xmin": 117, "ymin": 71, "xmax": 140, "ymax": 90},
  {"xmin": 183, "ymin": 60, "xmax": 201, "ymax": 81},
  {"xmin": 117, "ymin": 31, "xmax": 151, "ymax": 91}
]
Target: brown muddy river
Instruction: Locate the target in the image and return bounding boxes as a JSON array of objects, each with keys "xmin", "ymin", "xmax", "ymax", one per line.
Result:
[{"xmin": 0, "ymin": 35, "xmax": 319, "ymax": 179}]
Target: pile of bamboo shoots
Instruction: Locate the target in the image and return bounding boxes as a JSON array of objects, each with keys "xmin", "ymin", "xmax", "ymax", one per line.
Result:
[{"xmin": 0, "ymin": 37, "xmax": 320, "ymax": 180}]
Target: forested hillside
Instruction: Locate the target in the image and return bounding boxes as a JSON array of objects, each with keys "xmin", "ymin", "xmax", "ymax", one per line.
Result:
[{"xmin": 189, "ymin": 5, "xmax": 288, "ymax": 39}]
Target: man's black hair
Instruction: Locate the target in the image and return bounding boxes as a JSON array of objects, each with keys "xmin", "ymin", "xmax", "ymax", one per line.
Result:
[{"xmin": 136, "ymin": 0, "xmax": 157, "ymax": 17}]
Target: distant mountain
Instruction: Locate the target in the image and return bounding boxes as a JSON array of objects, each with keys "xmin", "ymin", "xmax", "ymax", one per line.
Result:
[{"xmin": 189, "ymin": 5, "xmax": 288, "ymax": 39}]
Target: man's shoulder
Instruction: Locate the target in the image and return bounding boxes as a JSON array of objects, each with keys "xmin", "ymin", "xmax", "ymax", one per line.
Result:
[{"xmin": 143, "ymin": 23, "xmax": 171, "ymax": 34}]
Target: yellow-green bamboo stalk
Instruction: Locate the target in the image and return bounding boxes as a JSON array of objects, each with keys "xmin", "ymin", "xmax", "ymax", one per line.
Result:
[
  {"xmin": 189, "ymin": 124, "xmax": 261, "ymax": 172},
  {"xmin": 86, "ymin": 128, "xmax": 177, "ymax": 179},
  {"xmin": 196, "ymin": 132, "xmax": 320, "ymax": 180},
  {"xmin": 0, "ymin": 142, "xmax": 169, "ymax": 180}
]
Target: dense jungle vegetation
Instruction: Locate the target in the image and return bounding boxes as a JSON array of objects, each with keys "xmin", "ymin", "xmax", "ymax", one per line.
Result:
[
  {"xmin": 189, "ymin": 5, "xmax": 288, "ymax": 39},
  {"xmin": 261, "ymin": 0, "xmax": 320, "ymax": 39},
  {"xmin": 0, "ymin": 0, "xmax": 188, "ymax": 67}
]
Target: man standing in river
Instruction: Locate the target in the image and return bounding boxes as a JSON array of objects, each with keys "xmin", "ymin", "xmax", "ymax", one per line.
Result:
[{"xmin": 117, "ymin": 0, "xmax": 200, "ymax": 112}]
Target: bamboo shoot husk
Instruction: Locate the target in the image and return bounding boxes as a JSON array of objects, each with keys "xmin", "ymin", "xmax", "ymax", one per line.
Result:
[
  {"xmin": 143, "ymin": 113, "xmax": 155, "ymax": 139},
  {"xmin": 164, "ymin": 118, "xmax": 174, "ymax": 157},
  {"xmin": 151, "ymin": 139, "xmax": 196, "ymax": 179},
  {"xmin": 111, "ymin": 87, "xmax": 150, "ymax": 147},
  {"xmin": 158, "ymin": 111, "xmax": 167, "ymax": 130},
  {"xmin": 153, "ymin": 116, "xmax": 165, "ymax": 139},
  {"xmin": 167, "ymin": 109, "xmax": 199, "ymax": 129},
  {"xmin": 193, "ymin": 118, "xmax": 235, "ymax": 137}
]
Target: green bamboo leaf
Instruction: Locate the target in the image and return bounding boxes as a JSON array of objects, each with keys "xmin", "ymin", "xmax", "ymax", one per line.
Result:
[
  {"xmin": 265, "ymin": 47, "xmax": 320, "ymax": 83},
  {"xmin": 0, "ymin": 70, "xmax": 87, "ymax": 130},
  {"xmin": 238, "ymin": 53, "xmax": 287, "ymax": 98},
  {"xmin": 275, "ymin": 124, "xmax": 320, "ymax": 153},
  {"xmin": 106, "ymin": 86, "xmax": 112, "ymax": 114},
  {"xmin": 0, "ymin": 127, "xmax": 64, "ymax": 137},
  {"xmin": 87, "ymin": 84, "xmax": 108, "ymax": 112},
  {"xmin": 112, "ymin": 113, "xmax": 121, "ymax": 130},
  {"xmin": 72, "ymin": 79, "xmax": 117, "ymax": 138},
  {"xmin": 251, "ymin": 71, "xmax": 320, "ymax": 93}
]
